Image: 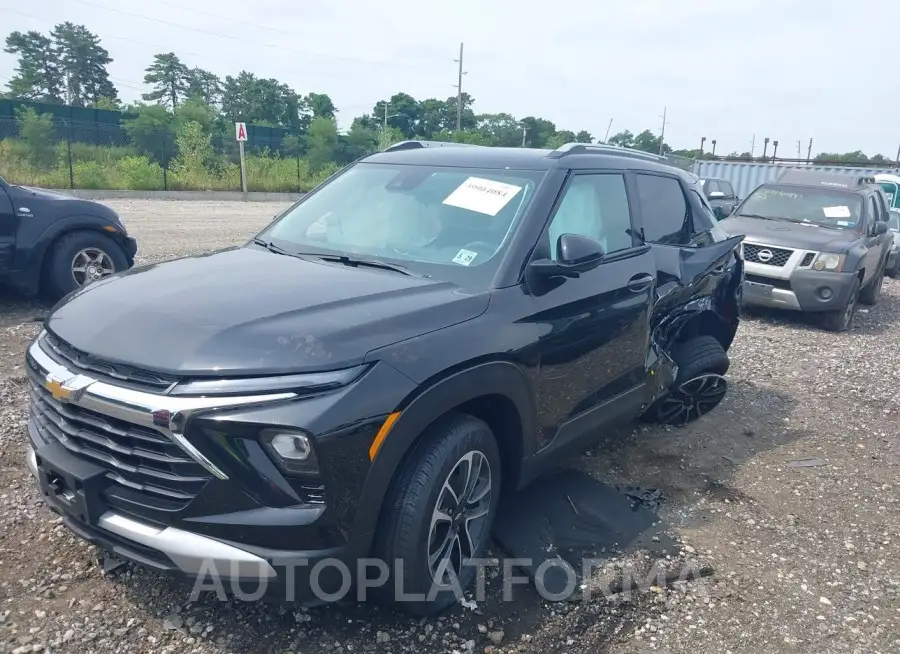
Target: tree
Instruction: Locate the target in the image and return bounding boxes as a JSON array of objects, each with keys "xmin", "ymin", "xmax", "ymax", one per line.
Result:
[
  {"xmin": 220, "ymin": 72, "xmax": 302, "ymax": 131},
  {"xmin": 186, "ymin": 67, "xmax": 222, "ymax": 108},
  {"xmin": 372, "ymin": 93, "xmax": 420, "ymax": 138},
  {"xmin": 304, "ymin": 93, "xmax": 336, "ymax": 119},
  {"xmin": 632, "ymin": 129, "xmax": 669, "ymax": 154},
  {"xmin": 16, "ymin": 106, "xmax": 57, "ymax": 168},
  {"xmin": 476, "ymin": 113, "xmax": 522, "ymax": 147},
  {"xmin": 143, "ymin": 53, "xmax": 190, "ymax": 111},
  {"xmin": 608, "ymin": 130, "xmax": 635, "ymax": 148},
  {"xmin": 575, "ymin": 130, "xmax": 593, "ymax": 143},
  {"xmin": 51, "ymin": 22, "xmax": 117, "ymax": 107},
  {"xmin": 121, "ymin": 103, "xmax": 176, "ymax": 165},
  {"xmin": 341, "ymin": 124, "xmax": 378, "ymax": 162},
  {"xmin": 520, "ymin": 116, "xmax": 556, "ymax": 148},
  {"xmin": 306, "ymin": 117, "xmax": 339, "ymax": 172},
  {"xmin": 3, "ymin": 31, "xmax": 64, "ymax": 102}
]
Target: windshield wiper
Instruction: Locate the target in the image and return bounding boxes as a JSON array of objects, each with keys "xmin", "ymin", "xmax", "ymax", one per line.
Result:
[
  {"xmin": 736, "ymin": 213, "xmax": 779, "ymax": 221},
  {"xmin": 318, "ymin": 254, "xmax": 412, "ymax": 276},
  {"xmin": 252, "ymin": 237, "xmax": 293, "ymax": 256}
]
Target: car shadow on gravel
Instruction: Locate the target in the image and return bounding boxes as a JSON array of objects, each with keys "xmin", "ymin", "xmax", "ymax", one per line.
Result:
[{"xmin": 96, "ymin": 378, "xmax": 803, "ymax": 654}]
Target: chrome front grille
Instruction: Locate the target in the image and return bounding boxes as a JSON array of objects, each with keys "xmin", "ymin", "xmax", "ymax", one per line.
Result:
[
  {"xmin": 743, "ymin": 244, "xmax": 793, "ymax": 267},
  {"xmin": 42, "ymin": 332, "xmax": 178, "ymax": 392},
  {"xmin": 27, "ymin": 373, "xmax": 211, "ymax": 510}
]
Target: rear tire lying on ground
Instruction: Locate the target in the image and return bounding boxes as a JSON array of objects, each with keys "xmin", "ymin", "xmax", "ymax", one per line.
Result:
[
  {"xmin": 820, "ymin": 276, "xmax": 860, "ymax": 333},
  {"xmin": 645, "ymin": 335, "xmax": 730, "ymax": 427},
  {"xmin": 42, "ymin": 230, "xmax": 127, "ymax": 301},
  {"xmin": 373, "ymin": 413, "xmax": 501, "ymax": 616}
]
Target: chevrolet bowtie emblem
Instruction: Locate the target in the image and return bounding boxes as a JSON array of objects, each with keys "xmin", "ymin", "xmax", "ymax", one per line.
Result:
[{"xmin": 44, "ymin": 374, "xmax": 94, "ymax": 403}]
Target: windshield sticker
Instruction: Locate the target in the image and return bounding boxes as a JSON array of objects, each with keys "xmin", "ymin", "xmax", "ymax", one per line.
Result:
[
  {"xmin": 442, "ymin": 177, "xmax": 523, "ymax": 216},
  {"xmin": 755, "ymin": 189, "xmax": 801, "ymax": 200},
  {"xmin": 837, "ymin": 220, "xmax": 853, "ymax": 227},
  {"xmin": 452, "ymin": 248, "xmax": 478, "ymax": 266},
  {"xmin": 822, "ymin": 205, "xmax": 851, "ymax": 219}
]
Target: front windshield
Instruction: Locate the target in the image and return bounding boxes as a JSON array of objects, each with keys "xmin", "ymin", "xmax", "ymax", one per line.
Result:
[
  {"xmin": 261, "ymin": 162, "xmax": 543, "ymax": 276},
  {"xmin": 738, "ymin": 184, "xmax": 863, "ymax": 230}
]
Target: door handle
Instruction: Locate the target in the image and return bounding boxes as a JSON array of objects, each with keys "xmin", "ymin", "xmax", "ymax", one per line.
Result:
[{"xmin": 627, "ymin": 274, "xmax": 654, "ymax": 293}]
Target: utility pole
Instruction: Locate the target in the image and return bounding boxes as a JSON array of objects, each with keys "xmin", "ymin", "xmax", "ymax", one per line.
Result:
[
  {"xmin": 700, "ymin": 136, "xmax": 706, "ymax": 155},
  {"xmin": 772, "ymin": 140, "xmax": 779, "ymax": 161},
  {"xmin": 521, "ymin": 123, "xmax": 527, "ymax": 147},
  {"xmin": 797, "ymin": 140, "xmax": 802, "ymax": 160},
  {"xmin": 604, "ymin": 118, "xmax": 613, "ymax": 143},
  {"xmin": 762, "ymin": 137, "xmax": 770, "ymax": 159},
  {"xmin": 750, "ymin": 134, "xmax": 756, "ymax": 157},
  {"xmin": 711, "ymin": 139, "xmax": 717, "ymax": 156},
  {"xmin": 807, "ymin": 138, "xmax": 813, "ymax": 163},
  {"xmin": 658, "ymin": 106, "xmax": 669, "ymax": 155},
  {"xmin": 454, "ymin": 43, "xmax": 465, "ymax": 132},
  {"xmin": 384, "ymin": 103, "xmax": 389, "ymax": 129}
]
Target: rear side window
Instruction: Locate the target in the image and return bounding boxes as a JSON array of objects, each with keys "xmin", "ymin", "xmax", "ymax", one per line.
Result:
[
  {"xmin": 635, "ymin": 174, "xmax": 690, "ymax": 245},
  {"xmin": 721, "ymin": 181, "xmax": 735, "ymax": 197},
  {"xmin": 867, "ymin": 196, "xmax": 878, "ymax": 224}
]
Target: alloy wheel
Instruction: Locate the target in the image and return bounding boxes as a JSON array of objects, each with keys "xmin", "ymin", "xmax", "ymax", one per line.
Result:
[
  {"xmin": 427, "ymin": 450, "xmax": 492, "ymax": 586},
  {"xmin": 71, "ymin": 248, "xmax": 115, "ymax": 287},
  {"xmin": 656, "ymin": 373, "xmax": 728, "ymax": 426}
]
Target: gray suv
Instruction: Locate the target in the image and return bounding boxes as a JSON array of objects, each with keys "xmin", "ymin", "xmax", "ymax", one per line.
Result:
[{"xmin": 720, "ymin": 170, "xmax": 892, "ymax": 332}]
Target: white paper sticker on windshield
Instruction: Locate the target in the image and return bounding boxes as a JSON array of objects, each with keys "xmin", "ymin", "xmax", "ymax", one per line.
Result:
[
  {"xmin": 823, "ymin": 205, "xmax": 851, "ymax": 219},
  {"xmin": 443, "ymin": 177, "xmax": 522, "ymax": 216},
  {"xmin": 452, "ymin": 249, "xmax": 478, "ymax": 266}
]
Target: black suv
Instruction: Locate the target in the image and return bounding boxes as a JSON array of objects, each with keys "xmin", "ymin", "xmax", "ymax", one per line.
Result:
[
  {"xmin": 720, "ymin": 170, "xmax": 893, "ymax": 331},
  {"xmin": 700, "ymin": 177, "xmax": 741, "ymax": 220},
  {"xmin": 24, "ymin": 142, "xmax": 743, "ymax": 615},
  {"xmin": 0, "ymin": 177, "xmax": 137, "ymax": 298}
]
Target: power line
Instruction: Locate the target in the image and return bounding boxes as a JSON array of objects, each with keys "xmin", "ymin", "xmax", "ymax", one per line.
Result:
[{"xmin": 68, "ymin": 0, "xmax": 442, "ymax": 73}]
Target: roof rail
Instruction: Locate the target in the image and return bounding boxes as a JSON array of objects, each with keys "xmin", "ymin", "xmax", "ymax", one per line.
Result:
[
  {"xmin": 382, "ymin": 140, "xmax": 482, "ymax": 152},
  {"xmin": 546, "ymin": 142, "xmax": 669, "ymax": 162},
  {"xmin": 778, "ymin": 169, "xmax": 878, "ymax": 190}
]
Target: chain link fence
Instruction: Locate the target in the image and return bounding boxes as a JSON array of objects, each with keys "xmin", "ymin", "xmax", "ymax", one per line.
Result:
[{"xmin": 0, "ymin": 116, "xmax": 336, "ymax": 193}]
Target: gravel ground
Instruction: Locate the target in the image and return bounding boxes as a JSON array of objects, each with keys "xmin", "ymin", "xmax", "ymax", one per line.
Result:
[{"xmin": 1, "ymin": 199, "xmax": 898, "ymax": 654}]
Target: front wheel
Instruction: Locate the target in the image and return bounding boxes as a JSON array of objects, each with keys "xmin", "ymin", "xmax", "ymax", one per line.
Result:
[
  {"xmin": 43, "ymin": 231, "xmax": 128, "ymax": 300},
  {"xmin": 859, "ymin": 263, "xmax": 885, "ymax": 306},
  {"xmin": 821, "ymin": 276, "xmax": 860, "ymax": 332},
  {"xmin": 373, "ymin": 413, "xmax": 501, "ymax": 616}
]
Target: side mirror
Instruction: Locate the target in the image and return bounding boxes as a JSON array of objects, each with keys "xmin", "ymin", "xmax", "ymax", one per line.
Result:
[
  {"xmin": 528, "ymin": 233, "xmax": 605, "ymax": 279},
  {"xmin": 708, "ymin": 191, "xmax": 726, "ymax": 199},
  {"xmin": 873, "ymin": 221, "xmax": 888, "ymax": 236}
]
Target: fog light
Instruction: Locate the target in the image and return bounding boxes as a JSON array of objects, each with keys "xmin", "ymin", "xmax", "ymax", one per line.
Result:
[
  {"xmin": 270, "ymin": 433, "xmax": 311, "ymax": 460},
  {"xmin": 260, "ymin": 429, "xmax": 319, "ymax": 477},
  {"xmin": 818, "ymin": 286, "xmax": 833, "ymax": 300}
]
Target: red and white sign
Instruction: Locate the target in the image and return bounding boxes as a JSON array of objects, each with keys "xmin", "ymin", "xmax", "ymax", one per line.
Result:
[{"xmin": 235, "ymin": 122, "xmax": 248, "ymax": 142}]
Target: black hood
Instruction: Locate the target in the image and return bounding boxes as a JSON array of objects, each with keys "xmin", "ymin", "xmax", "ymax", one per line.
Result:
[
  {"xmin": 8, "ymin": 185, "xmax": 123, "ymax": 225},
  {"xmin": 720, "ymin": 215, "xmax": 860, "ymax": 252},
  {"xmin": 45, "ymin": 247, "xmax": 489, "ymax": 376}
]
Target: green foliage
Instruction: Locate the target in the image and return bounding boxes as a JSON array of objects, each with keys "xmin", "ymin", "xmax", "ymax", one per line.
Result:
[
  {"xmin": 3, "ymin": 30, "xmax": 64, "ymax": 102},
  {"xmin": 121, "ymin": 104, "xmax": 176, "ymax": 165},
  {"xmin": 51, "ymin": 22, "xmax": 117, "ymax": 106},
  {"xmin": 142, "ymin": 53, "xmax": 190, "ymax": 110},
  {"xmin": 306, "ymin": 117, "xmax": 339, "ymax": 172},
  {"xmin": 16, "ymin": 106, "xmax": 57, "ymax": 168}
]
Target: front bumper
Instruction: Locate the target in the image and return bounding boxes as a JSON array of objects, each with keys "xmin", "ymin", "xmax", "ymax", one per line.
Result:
[
  {"xmin": 23, "ymin": 334, "xmax": 417, "ymax": 602},
  {"xmin": 742, "ymin": 269, "xmax": 857, "ymax": 313}
]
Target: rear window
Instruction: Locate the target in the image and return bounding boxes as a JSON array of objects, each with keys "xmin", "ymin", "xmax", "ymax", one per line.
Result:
[{"xmin": 738, "ymin": 184, "xmax": 863, "ymax": 230}]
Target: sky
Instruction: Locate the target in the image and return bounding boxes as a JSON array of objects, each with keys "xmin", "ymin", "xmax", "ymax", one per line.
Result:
[{"xmin": 1, "ymin": 0, "xmax": 898, "ymax": 157}]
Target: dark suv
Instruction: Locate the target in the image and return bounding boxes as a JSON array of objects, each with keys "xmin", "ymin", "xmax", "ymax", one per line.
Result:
[
  {"xmin": 0, "ymin": 177, "xmax": 137, "ymax": 298},
  {"xmin": 24, "ymin": 141, "xmax": 743, "ymax": 615},
  {"xmin": 720, "ymin": 170, "xmax": 893, "ymax": 331}
]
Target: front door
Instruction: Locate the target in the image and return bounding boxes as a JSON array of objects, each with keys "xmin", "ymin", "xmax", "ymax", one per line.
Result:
[
  {"xmin": 0, "ymin": 184, "xmax": 16, "ymax": 273},
  {"xmin": 524, "ymin": 171, "xmax": 656, "ymax": 452}
]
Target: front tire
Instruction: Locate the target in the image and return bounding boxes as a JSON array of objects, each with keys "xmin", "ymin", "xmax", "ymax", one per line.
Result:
[
  {"xmin": 859, "ymin": 262, "xmax": 885, "ymax": 305},
  {"xmin": 821, "ymin": 276, "xmax": 860, "ymax": 332},
  {"xmin": 43, "ymin": 231, "xmax": 127, "ymax": 301},
  {"xmin": 373, "ymin": 413, "xmax": 501, "ymax": 616}
]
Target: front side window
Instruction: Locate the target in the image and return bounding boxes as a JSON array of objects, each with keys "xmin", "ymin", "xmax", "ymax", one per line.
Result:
[
  {"xmin": 635, "ymin": 173, "xmax": 691, "ymax": 245},
  {"xmin": 546, "ymin": 173, "xmax": 634, "ymax": 258},
  {"xmin": 261, "ymin": 162, "xmax": 543, "ymax": 277},
  {"xmin": 889, "ymin": 209, "xmax": 900, "ymax": 232},
  {"xmin": 738, "ymin": 184, "xmax": 863, "ymax": 230},
  {"xmin": 721, "ymin": 181, "xmax": 735, "ymax": 198}
]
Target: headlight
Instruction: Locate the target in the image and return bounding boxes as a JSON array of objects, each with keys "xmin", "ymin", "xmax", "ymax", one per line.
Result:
[
  {"xmin": 169, "ymin": 365, "xmax": 367, "ymax": 396},
  {"xmin": 812, "ymin": 253, "xmax": 845, "ymax": 271}
]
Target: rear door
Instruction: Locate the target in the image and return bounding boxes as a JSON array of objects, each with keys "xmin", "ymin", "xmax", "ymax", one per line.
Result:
[
  {"xmin": 0, "ymin": 182, "xmax": 15, "ymax": 273},
  {"xmin": 527, "ymin": 171, "xmax": 656, "ymax": 452},
  {"xmin": 863, "ymin": 195, "xmax": 882, "ymax": 281}
]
